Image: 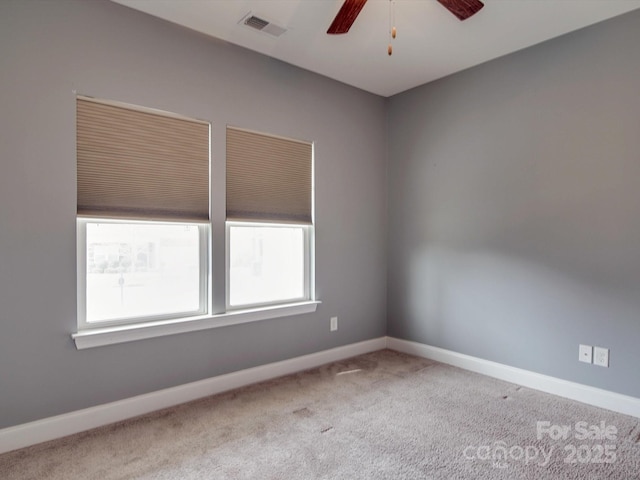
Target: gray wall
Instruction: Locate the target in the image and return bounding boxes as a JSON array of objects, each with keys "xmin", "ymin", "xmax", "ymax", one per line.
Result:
[
  {"xmin": 388, "ymin": 10, "xmax": 640, "ymax": 398},
  {"xmin": 0, "ymin": 0, "xmax": 387, "ymax": 428},
  {"xmin": 3, "ymin": 0, "xmax": 639, "ymax": 431}
]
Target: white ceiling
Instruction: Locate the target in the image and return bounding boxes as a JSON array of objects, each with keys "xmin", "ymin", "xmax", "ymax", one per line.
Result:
[{"xmin": 111, "ymin": 0, "xmax": 640, "ymax": 97}]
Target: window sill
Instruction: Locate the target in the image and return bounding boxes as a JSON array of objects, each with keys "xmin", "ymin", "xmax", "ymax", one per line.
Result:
[{"xmin": 72, "ymin": 301, "xmax": 320, "ymax": 350}]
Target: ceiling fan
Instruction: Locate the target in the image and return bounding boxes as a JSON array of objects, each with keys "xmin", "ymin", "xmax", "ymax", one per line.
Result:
[{"xmin": 327, "ymin": 0, "xmax": 485, "ymax": 35}]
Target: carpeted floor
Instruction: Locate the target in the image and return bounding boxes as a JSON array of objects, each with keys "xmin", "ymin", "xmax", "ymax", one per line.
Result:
[{"xmin": 1, "ymin": 349, "xmax": 639, "ymax": 479}]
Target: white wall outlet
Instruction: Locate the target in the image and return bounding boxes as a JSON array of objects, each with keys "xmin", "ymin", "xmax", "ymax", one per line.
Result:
[
  {"xmin": 579, "ymin": 344, "xmax": 593, "ymax": 364},
  {"xmin": 593, "ymin": 346, "xmax": 609, "ymax": 367},
  {"xmin": 330, "ymin": 316, "xmax": 338, "ymax": 332}
]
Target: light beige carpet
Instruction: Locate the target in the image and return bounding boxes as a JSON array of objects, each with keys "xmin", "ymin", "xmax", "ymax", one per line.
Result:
[{"xmin": 1, "ymin": 349, "xmax": 639, "ymax": 479}]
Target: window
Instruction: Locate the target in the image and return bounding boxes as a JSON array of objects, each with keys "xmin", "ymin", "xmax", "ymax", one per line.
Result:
[
  {"xmin": 73, "ymin": 98, "xmax": 318, "ymax": 349},
  {"xmin": 226, "ymin": 126, "xmax": 314, "ymax": 309},
  {"xmin": 228, "ymin": 222, "xmax": 310, "ymax": 307},
  {"xmin": 78, "ymin": 220, "xmax": 207, "ymax": 328},
  {"xmin": 76, "ymin": 96, "xmax": 210, "ymax": 329}
]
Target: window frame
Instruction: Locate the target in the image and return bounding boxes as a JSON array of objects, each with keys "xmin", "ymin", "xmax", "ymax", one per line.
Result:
[
  {"xmin": 76, "ymin": 217, "xmax": 210, "ymax": 331},
  {"xmin": 225, "ymin": 220, "xmax": 313, "ymax": 311},
  {"xmin": 73, "ymin": 98, "xmax": 320, "ymax": 349},
  {"xmin": 73, "ymin": 216, "xmax": 319, "ymax": 349}
]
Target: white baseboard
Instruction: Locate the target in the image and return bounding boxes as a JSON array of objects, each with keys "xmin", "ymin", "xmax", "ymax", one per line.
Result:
[
  {"xmin": 0, "ymin": 337, "xmax": 386, "ymax": 455},
  {"xmin": 5, "ymin": 336, "xmax": 637, "ymax": 456},
  {"xmin": 387, "ymin": 337, "xmax": 640, "ymax": 419}
]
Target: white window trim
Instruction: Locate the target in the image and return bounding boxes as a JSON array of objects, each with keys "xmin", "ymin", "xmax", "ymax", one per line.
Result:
[
  {"xmin": 72, "ymin": 300, "xmax": 320, "ymax": 349},
  {"xmin": 74, "ymin": 114, "xmax": 319, "ymax": 350},
  {"xmin": 74, "ymin": 218, "xmax": 319, "ymax": 350},
  {"xmin": 225, "ymin": 221, "xmax": 313, "ymax": 311},
  {"xmin": 76, "ymin": 218, "xmax": 209, "ymax": 330}
]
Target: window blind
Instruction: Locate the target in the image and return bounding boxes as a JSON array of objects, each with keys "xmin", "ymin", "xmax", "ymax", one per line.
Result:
[
  {"xmin": 226, "ymin": 126, "xmax": 312, "ymax": 224},
  {"xmin": 77, "ymin": 96, "xmax": 210, "ymax": 222}
]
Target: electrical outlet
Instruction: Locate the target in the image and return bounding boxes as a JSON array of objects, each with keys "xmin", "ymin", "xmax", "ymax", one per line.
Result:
[
  {"xmin": 330, "ymin": 316, "xmax": 338, "ymax": 332},
  {"xmin": 579, "ymin": 344, "xmax": 593, "ymax": 364},
  {"xmin": 593, "ymin": 346, "xmax": 609, "ymax": 367}
]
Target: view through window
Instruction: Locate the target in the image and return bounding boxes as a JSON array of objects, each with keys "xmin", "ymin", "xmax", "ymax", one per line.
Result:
[
  {"xmin": 228, "ymin": 224, "xmax": 306, "ymax": 307},
  {"xmin": 85, "ymin": 222, "xmax": 203, "ymax": 323}
]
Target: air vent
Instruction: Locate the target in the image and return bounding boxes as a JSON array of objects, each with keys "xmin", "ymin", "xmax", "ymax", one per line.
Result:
[
  {"xmin": 245, "ymin": 15, "xmax": 269, "ymax": 31},
  {"xmin": 239, "ymin": 13, "xmax": 287, "ymax": 37}
]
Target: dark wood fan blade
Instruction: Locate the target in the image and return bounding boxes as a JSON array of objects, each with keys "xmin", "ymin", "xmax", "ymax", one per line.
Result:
[
  {"xmin": 437, "ymin": 0, "xmax": 484, "ymax": 21},
  {"xmin": 327, "ymin": 0, "xmax": 368, "ymax": 34}
]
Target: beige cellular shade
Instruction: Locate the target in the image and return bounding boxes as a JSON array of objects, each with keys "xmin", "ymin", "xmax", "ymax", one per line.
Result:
[
  {"xmin": 77, "ymin": 96, "xmax": 210, "ymax": 222},
  {"xmin": 226, "ymin": 127, "xmax": 312, "ymax": 224}
]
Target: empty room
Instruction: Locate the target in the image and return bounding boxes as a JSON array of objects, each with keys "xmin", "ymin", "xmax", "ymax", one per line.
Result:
[{"xmin": 1, "ymin": 0, "xmax": 640, "ymax": 478}]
